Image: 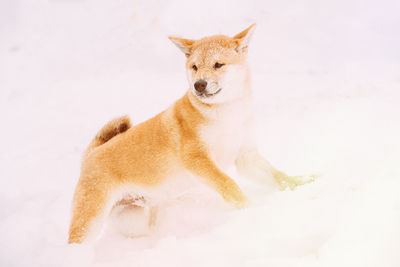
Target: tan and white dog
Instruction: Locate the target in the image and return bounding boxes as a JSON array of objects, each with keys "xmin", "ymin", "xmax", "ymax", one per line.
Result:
[{"xmin": 68, "ymin": 24, "xmax": 311, "ymax": 244}]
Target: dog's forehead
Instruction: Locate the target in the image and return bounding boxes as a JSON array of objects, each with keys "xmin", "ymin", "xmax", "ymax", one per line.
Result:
[{"xmin": 191, "ymin": 35, "xmax": 237, "ymax": 63}]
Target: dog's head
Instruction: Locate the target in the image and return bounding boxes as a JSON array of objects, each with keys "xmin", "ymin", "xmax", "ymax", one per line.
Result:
[{"xmin": 169, "ymin": 24, "xmax": 255, "ymax": 104}]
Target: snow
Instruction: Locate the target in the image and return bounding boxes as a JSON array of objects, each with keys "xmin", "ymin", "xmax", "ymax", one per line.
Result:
[{"xmin": 1, "ymin": 0, "xmax": 399, "ymax": 266}]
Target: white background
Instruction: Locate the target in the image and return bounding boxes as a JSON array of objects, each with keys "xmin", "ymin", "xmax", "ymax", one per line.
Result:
[{"xmin": 0, "ymin": 0, "xmax": 399, "ymax": 266}]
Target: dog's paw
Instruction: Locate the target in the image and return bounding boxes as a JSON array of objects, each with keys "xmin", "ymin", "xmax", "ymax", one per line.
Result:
[
  {"xmin": 222, "ymin": 190, "xmax": 248, "ymax": 209},
  {"xmin": 233, "ymin": 196, "xmax": 249, "ymax": 209},
  {"xmin": 275, "ymin": 173, "xmax": 319, "ymax": 190}
]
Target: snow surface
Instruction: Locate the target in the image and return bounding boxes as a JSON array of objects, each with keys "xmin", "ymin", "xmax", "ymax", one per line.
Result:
[{"xmin": 1, "ymin": 0, "xmax": 400, "ymax": 266}]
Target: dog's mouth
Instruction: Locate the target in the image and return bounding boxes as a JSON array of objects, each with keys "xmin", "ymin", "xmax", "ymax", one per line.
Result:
[{"xmin": 196, "ymin": 88, "xmax": 222, "ymax": 98}]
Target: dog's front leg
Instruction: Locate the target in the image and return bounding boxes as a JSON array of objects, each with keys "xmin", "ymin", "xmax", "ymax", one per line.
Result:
[
  {"xmin": 182, "ymin": 146, "xmax": 247, "ymax": 209},
  {"xmin": 235, "ymin": 148, "xmax": 314, "ymax": 190}
]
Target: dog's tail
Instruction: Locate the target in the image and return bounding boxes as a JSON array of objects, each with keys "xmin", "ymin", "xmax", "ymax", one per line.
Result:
[{"xmin": 86, "ymin": 116, "xmax": 131, "ymax": 154}]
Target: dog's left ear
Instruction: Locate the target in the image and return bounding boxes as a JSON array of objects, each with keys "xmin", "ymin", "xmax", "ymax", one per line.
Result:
[
  {"xmin": 169, "ymin": 36, "xmax": 195, "ymax": 57},
  {"xmin": 233, "ymin": 23, "xmax": 256, "ymax": 52}
]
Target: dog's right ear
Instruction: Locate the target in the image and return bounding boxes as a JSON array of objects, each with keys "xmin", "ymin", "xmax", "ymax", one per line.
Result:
[{"xmin": 168, "ymin": 36, "xmax": 195, "ymax": 57}]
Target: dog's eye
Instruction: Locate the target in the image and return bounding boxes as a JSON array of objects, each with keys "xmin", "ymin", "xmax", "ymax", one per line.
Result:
[
  {"xmin": 214, "ymin": 62, "xmax": 225, "ymax": 69},
  {"xmin": 192, "ymin": 65, "xmax": 198, "ymax": 71}
]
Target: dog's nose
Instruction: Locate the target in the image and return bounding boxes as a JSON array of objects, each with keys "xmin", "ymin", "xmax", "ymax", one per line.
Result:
[{"xmin": 194, "ymin": 80, "xmax": 207, "ymax": 93}]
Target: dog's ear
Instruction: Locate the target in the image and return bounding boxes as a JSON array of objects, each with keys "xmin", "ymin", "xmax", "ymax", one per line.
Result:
[
  {"xmin": 233, "ymin": 23, "xmax": 256, "ymax": 52},
  {"xmin": 169, "ymin": 36, "xmax": 195, "ymax": 57}
]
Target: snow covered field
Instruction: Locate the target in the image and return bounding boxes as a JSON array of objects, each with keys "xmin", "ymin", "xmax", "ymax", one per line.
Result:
[{"xmin": 1, "ymin": 0, "xmax": 399, "ymax": 266}]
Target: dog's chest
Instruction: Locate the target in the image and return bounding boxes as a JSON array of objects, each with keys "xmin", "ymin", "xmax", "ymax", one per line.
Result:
[{"xmin": 200, "ymin": 102, "xmax": 252, "ymax": 169}]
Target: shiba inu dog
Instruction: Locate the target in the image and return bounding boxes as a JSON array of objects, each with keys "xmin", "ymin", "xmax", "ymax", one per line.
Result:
[{"xmin": 68, "ymin": 24, "xmax": 312, "ymax": 244}]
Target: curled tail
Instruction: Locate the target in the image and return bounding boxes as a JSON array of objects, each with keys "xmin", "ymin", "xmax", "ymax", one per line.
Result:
[{"xmin": 86, "ymin": 116, "xmax": 131, "ymax": 153}]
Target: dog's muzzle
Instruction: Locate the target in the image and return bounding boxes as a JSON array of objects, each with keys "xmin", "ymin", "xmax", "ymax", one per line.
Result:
[{"xmin": 193, "ymin": 80, "xmax": 222, "ymax": 98}]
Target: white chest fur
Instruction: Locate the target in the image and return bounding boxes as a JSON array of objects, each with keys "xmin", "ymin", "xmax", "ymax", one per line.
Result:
[{"xmin": 199, "ymin": 98, "xmax": 254, "ymax": 170}]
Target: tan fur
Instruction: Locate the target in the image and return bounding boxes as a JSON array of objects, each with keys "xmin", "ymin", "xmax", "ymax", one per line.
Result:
[
  {"xmin": 68, "ymin": 24, "xmax": 312, "ymax": 244},
  {"xmin": 69, "ymin": 93, "xmax": 247, "ymax": 243}
]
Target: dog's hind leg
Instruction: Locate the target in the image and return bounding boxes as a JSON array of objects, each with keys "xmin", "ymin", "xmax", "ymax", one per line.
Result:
[
  {"xmin": 68, "ymin": 175, "xmax": 111, "ymax": 244},
  {"xmin": 109, "ymin": 196, "xmax": 158, "ymax": 238}
]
